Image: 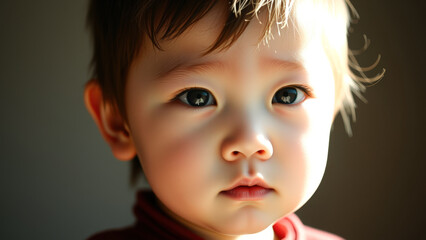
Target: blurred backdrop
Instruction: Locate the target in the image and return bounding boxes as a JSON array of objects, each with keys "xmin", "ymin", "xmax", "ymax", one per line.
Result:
[{"xmin": 0, "ymin": 0, "xmax": 424, "ymax": 239}]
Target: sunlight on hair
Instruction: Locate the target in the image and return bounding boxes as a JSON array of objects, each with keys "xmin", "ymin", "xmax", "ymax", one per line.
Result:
[{"xmin": 231, "ymin": 0, "xmax": 295, "ymax": 43}]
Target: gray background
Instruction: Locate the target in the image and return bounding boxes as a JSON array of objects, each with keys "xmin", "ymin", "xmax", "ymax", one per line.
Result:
[{"xmin": 0, "ymin": 0, "xmax": 424, "ymax": 239}]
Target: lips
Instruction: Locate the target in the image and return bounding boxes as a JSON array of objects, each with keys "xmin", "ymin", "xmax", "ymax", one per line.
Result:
[{"xmin": 220, "ymin": 178, "xmax": 274, "ymax": 201}]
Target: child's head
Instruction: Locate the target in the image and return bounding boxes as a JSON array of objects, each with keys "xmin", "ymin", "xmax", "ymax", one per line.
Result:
[{"xmin": 85, "ymin": 0, "xmax": 362, "ymax": 237}]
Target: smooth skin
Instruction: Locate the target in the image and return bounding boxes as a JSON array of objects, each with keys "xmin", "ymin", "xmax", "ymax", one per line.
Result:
[{"xmin": 85, "ymin": 3, "xmax": 336, "ymax": 240}]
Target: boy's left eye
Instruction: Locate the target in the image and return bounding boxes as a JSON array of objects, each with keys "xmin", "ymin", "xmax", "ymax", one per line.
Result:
[
  {"xmin": 177, "ymin": 88, "xmax": 216, "ymax": 107},
  {"xmin": 272, "ymin": 87, "xmax": 306, "ymax": 105}
]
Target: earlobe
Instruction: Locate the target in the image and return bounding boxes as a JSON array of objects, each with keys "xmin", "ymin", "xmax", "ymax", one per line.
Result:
[{"xmin": 84, "ymin": 80, "xmax": 136, "ymax": 161}]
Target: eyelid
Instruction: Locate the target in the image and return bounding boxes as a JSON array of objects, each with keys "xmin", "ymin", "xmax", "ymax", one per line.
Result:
[
  {"xmin": 172, "ymin": 87, "xmax": 192, "ymax": 100},
  {"xmin": 271, "ymin": 84, "xmax": 313, "ymax": 106},
  {"xmin": 171, "ymin": 87, "xmax": 216, "ymax": 107},
  {"xmin": 167, "ymin": 87, "xmax": 187, "ymax": 103},
  {"xmin": 288, "ymin": 84, "xmax": 314, "ymax": 98}
]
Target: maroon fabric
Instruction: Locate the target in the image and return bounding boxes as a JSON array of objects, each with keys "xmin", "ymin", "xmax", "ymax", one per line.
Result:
[
  {"xmin": 87, "ymin": 190, "xmax": 202, "ymax": 240},
  {"xmin": 273, "ymin": 214, "xmax": 344, "ymax": 240},
  {"xmin": 87, "ymin": 190, "xmax": 343, "ymax": 240}
]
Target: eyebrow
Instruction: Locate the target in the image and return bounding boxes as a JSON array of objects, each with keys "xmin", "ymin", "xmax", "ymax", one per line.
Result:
[
  {"xmin": 155, "ymin": 57, "xmax": 304, "ymax": 82},
  {"xmin": 261, "ymin": 57, "xmax": 305, "ymax": 72},
  {"xmin": 155, "ymin": 61, "xmax": 228, "ymax": 81}
]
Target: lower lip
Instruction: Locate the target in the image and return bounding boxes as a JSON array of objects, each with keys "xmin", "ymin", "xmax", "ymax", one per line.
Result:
[{"xmin": 221, "ymin": 186, "xmax": 273, "ymax": 201}]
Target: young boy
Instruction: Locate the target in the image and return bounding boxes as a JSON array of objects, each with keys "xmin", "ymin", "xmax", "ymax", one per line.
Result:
[{"xmin": 84, "ymin": 0, "xmax": 371, "ymax": 239}]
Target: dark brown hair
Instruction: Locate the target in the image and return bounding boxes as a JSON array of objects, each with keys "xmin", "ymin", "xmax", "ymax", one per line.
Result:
[{"xmin": 86, "ymin": 0, "xmax": 295, "ymax": 185}]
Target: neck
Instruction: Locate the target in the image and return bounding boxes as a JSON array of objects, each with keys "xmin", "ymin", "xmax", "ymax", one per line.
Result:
[{"xmin": 158, "ymin": 200, "xmax": 278, "ymax": 240}]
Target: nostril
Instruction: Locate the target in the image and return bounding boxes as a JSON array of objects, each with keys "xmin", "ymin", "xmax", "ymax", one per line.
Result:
[
  {"xmin": 257, "ymin": 150, "xmax": 265, "ymax": 155},
  {"xmin": 232, "ymin": 151, "xmax": 239, "ymax": 156}
]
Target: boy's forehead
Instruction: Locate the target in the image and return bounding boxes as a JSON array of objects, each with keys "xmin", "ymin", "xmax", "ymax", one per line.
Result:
[
  {"xmin": 142, "ymin": 19, "xmax": 306, "ymax": 77},
  {"xmin": 134, "ymin": 1, "xmax": 330, "ymax": 80}
]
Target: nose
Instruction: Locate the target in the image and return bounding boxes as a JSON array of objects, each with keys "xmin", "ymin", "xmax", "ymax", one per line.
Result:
[{"xmin": 221, "ymin": 127, "xmax": 273, "ymax": 162}]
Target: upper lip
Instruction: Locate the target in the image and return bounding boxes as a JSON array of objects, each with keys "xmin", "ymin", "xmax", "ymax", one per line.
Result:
[{"xmin": 222, "ymin": 177, "xmax": 273, "ymax": 192}]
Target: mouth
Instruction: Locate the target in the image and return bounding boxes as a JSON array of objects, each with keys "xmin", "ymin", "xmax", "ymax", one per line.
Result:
[{"xmin": 220, "ymin": 177, "xmax": 274, "ymax": 201}]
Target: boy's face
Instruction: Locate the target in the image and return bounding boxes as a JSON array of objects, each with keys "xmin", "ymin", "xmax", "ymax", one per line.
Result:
[{"xmin": 125, "ymin": 4, "xmax": 335, "ymax": 236}]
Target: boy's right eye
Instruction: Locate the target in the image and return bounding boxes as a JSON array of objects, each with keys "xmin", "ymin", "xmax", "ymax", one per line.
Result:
[{"xmin": 176, "ymin": 88, "xmax": 216, "ymax": 107}]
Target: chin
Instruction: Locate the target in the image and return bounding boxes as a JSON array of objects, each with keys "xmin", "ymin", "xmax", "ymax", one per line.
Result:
[
  {"xmin": 212, "ymin": 210, "xmax": 277, "ymax": 236},
  {"xmin": 216, "ymin": 225, "xmax": 268, "ymax": 237}
]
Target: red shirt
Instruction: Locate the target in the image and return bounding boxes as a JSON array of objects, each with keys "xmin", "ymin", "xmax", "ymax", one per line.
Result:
[{"xmin": 88, "ymin": 190, "xmax": 343, "ymax": 240}]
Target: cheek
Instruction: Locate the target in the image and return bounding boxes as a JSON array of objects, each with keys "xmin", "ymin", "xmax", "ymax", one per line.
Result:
[
  {"xmin": 296, "ymin": 87, "xmax": 334, "ymax": 205},
  {"xmin": 269, "ymin": 117, "xmax": 331, "ymax": 212},
  {"xmin": 142, "ymin": 130, "xmax": 213, "ymax": 192},
  {"xmin": 130, "ymin": 107, "xmax": 230, "ymax": 220},
  {"xmin": 298, "ymin": 129, "xmax": 330, "ymax": 205},
  {"xmin": 268, "ymin": 87, "xmax": 334, "ymax": 211},
  {"xmin": 133, "ymin": 108, "xmax": 214, "ymax": 191}
]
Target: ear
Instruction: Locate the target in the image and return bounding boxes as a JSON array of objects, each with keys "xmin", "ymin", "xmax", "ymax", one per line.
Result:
[{"xmin": 84, "ymin": 80, "xmax": 136, "ymax": 161}]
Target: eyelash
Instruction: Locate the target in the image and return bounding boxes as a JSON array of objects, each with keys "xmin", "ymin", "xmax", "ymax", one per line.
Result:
[
  {"xmin": 290, "ymin": 85, "xmax": 312, "ymax": 96},
  {"xmin": 171, "ymin": 85, "xmax": 311, "ymax": 107},
  {"xmin": 271, "ymin": 85, "xmax": 312, "ymax": 105},
  {"xmin": 172, "ymin": 88, "xmax": 216, "ymax": 107}
]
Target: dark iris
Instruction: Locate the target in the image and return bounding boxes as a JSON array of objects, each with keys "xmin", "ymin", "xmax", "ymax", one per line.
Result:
[
  {"xmin": 186, "ymin": 89, "xmax": 210, "ymax": 106},
  {"xmin": 273, "ymin": 87, "xmax": 298, "ymax": 104}
]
